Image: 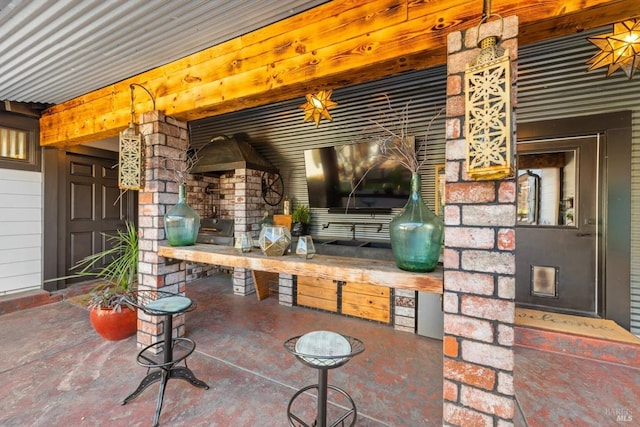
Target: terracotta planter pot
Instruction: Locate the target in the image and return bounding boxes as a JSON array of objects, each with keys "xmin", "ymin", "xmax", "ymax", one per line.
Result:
[{"xmin": 89, "ymin": 306, "xmax": 137, "ymax": 341}]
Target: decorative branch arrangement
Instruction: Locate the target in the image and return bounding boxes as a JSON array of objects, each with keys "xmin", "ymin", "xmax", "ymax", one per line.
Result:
[
  {"xmin": 163, "ymin": 147, "xmax": 201, "ymax": 186},
  {"xmin": 344, "ymin": 96, "xmax": 444, "ymax": 209},
  {"xmin": 360, "ymin": 95, "xmax": 443, "ymax": 174}
]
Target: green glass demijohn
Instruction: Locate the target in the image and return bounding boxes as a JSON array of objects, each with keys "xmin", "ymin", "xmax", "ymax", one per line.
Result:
[
  {"xmin": 389, "ymin": 173, "xmax": 444, "ymax": 272},
  {"xmin": 164, "ymin": 184, "xmax": 200, "ymax": 246}
]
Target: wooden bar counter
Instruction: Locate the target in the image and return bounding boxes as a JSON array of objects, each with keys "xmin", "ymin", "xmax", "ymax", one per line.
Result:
[{"xmin": 158, "ymin": 244, "xmax": 443, "ymax": 293}]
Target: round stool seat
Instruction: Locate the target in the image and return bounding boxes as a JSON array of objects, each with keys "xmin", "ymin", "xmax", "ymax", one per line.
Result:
[
  {"xmin": 144, "ymin": 295, "xmax": 192, "ymax": 315},
  {"xmin": 295, "ymin": 330, "xmax": 351, "ymax": 367},
  {"xmin": 285, "ymin": 331, "xmax": 364, "ymax": 370},
  {"xmin": 284, "ymin": 331, "xmax": 364, "ymax": 427}
]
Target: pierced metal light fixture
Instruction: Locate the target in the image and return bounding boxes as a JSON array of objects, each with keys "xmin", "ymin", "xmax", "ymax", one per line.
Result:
[
  {"xmin": 300, "ymin": 90, "xmax": 337, "ymax": 127},
  {"xmin": 464, "ymin": 13, "xmax": 513, "ymax": 181},
  {"xmin": 118, "ymin": 84, "xmax": 154, "ymax": 190},
  {"xmin": 587, "ymin": 19, "xmax": 640, "ymax": 80}
]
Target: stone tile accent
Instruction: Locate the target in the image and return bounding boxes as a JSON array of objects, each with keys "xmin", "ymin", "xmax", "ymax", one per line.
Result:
[
  {"xmin": 443, "ymin": 15, "xmax": 518, "ymax": 426},
  {"xmin": 394, "ymin": 289, "xmax": 416, "ymax": 333},
  {"xmin": 278, "ymin": 273, "xmax": 293, "ymax": 306}
]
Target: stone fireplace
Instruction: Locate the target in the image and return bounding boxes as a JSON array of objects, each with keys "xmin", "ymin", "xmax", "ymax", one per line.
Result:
[{"xmin": 185, "ymin": 168, "xmax": 278, "ymax": 293}]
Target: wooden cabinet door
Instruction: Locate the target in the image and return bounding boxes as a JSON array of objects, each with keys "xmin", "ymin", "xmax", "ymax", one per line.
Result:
[
  {"xmin": 341, "ymin": 281, "xmax": 391, "ymax": 323},
  {"xmin": 297, "ymin": 276, "xmax": 338, "ymax": 312}
]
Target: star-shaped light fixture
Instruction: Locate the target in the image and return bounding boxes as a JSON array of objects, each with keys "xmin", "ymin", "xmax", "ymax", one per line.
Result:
[
  {"xmin": 300, "ymin": 90, "xmax": 337, "ymax": 127},
  {"xmin": 587, "ymin": 19, "xmax": 640, "ymax": 79}
]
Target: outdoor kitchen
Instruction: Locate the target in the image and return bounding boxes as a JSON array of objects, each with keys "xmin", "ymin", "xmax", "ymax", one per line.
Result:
[
  {"xmin": 172, "ymin": 131, "xmax": 441, "ymax": 334},
  {"xmin": 4, "ymin": 1, "xmax": 639, "ymax": 425}
]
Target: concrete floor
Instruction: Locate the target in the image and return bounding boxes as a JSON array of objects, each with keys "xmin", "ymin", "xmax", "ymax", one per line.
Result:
[{"xmin": 0, "ymin": 273, "xmax": 638, "ymax": 426}]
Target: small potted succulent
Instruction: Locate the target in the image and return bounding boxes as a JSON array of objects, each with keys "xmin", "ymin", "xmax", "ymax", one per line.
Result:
[{"xmin": 291, "ymin": 204, "xmax": 311, "ymax": 237}]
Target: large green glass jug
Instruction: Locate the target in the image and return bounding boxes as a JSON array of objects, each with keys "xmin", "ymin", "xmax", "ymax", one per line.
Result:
[{"xmin": 389, "ymin": 173, "xmax": 443, "ymax": 272}]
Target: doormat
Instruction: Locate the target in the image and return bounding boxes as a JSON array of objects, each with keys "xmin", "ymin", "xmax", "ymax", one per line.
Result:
[
  {"xmin": 515, "ymin": 308, "xmax": 640, "ymax": 346},
  {"xmin": 67, "ymin": 293, "xmax": 91, "ymax": 309}
]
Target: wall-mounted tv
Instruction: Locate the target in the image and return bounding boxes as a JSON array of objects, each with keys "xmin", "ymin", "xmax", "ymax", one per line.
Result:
[{"xmin": 303, "ymin": 141, "xmax": 412, "ymax": 213}]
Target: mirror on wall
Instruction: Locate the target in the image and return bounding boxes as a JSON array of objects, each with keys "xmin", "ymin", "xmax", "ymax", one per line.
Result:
[{"xmin": 517, "ymin": 150, "xmax": 576, "ymax": 227}]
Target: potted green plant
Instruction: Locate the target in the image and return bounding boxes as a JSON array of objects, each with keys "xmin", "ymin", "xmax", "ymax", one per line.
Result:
[
  {"xmin": 67, "ymin": 221, "xmax": 139, "ymax": 340},
  {"xmin": 291, "ymin": 204, "xmax": 311, "ymax": 237}
]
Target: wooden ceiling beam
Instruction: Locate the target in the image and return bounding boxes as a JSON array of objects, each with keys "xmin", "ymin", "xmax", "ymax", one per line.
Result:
[{"xmin": 40, "ymin": 0, "xmax": 637, "ymax": 147}]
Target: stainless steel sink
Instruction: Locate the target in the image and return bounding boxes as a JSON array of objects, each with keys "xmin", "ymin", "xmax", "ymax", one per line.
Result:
[
  {"xmin": 314, "ymin": 239, "xmax": 393, "ymax": 260},
  {"xmin": 321, "ymin": 239, "xmax": 370, "ymax": 247},
  {"xmin": 360, "ymin": 241, "xmax": 392, "ymax": 249}
]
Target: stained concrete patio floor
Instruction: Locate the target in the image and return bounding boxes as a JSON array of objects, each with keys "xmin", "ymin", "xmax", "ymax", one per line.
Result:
[{"xmin": 0, "ymin": 273, "xmax": 638, "ymax": 426}]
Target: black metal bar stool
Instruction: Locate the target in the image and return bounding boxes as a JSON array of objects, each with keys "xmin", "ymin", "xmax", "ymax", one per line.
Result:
[
  {"xmin": 122, "ymin": 290, "xmax": 209, "ymax": 427},
  {"xmin": 284, "ymin": 330, "xmax": 365, "ymax": 427}
]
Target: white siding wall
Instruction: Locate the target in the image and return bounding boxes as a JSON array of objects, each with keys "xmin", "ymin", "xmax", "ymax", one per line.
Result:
[{"xmin": 0, "ymin": 169, "xmax": 42, "ymax": 294}]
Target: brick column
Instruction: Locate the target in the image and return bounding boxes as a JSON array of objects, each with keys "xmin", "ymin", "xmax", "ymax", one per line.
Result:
[
  {"xmin": 231, "ymin": 168, "xmax": 253, "ymax": 295},
  {"xmin": 229, "ymin": 168, "xmax": 273, "ymax": 296},
  {"xmin": 228, "ymin": 168, "xmax": 262, "ymax": 295},
  {"xmin": 443, "ymin": 16, "xmax": 518, "ymax": 425},
  {"xmin": 137, "ymin": 110, "xmax": 190, "ymax": 348}
]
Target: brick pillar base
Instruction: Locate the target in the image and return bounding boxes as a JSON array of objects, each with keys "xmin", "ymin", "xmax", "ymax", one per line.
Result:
[{"xmin": 233, "ymin": 268, "xmax": 255, "ymax": 296}]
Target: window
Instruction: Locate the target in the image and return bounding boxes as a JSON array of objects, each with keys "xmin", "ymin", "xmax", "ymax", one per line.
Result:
[
  {"xmin": 0, "ymin": 113, "xmax": 40, "ymax": 171},
  {"xmin": 517, "ymin": 150, "xmax": 576, "ymax": 227},
  {"xmin": 1, "ymin": 127, "xmax": 28, "ymax": 160}
]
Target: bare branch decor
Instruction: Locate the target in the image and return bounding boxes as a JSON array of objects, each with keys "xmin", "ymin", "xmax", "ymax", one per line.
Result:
[
  {"xmin": 163, "ymin": 147, "xmax": 201, "ymax": 186},
  {"xmin": 359, "ymin": 95, "xmax": 443, "ymax": 174}
]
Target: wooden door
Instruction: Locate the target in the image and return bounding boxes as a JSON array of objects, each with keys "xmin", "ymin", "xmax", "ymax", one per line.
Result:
[
  {"xmin": 516, "ymin": 136, "xmax": 601, "ymax": 316},
  {"xmin": 46, "ymin": 148, "xmax": 136, "ymax": 289}
]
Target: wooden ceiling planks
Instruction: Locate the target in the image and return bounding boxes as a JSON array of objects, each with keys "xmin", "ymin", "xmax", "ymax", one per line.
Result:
[{"xmin": 40, "ymin": 0, "xmax": 638, "ymax": 147}]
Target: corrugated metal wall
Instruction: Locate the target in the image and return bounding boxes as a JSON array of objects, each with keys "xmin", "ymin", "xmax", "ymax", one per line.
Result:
[
  {"xmin": 0, "ymin": 0, "xmax": 327, "ymax": 104},
  {"xmin": 190, "ymin": 26, "xmax": 640, "ymax": 334},
  {"xmin": 190, "ymin": 66, "xmax": 447, "ymax": 242}
]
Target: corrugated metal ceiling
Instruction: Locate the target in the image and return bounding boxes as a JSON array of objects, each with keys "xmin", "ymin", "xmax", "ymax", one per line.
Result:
[{"xmin": 0, "ymin": 0, "xmax": 327, "ymax": 105}]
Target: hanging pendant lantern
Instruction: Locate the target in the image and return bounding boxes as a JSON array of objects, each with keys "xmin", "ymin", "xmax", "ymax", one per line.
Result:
[
  {"xmin": 299, "ymin": 90, "xmax": 337, "ymax": 128},
  {"xmin": 587, "ymin": 19, "xmax": 640, "ymax": 80},
  {"xmin": 464, "ymin": 14, "xmax": 513, "ymax": 181},
  {"xmin": 118, "ymin": 84, "xmax": 155, "ymax": 190},
  {"xmin": 118, "ymin": 85, "xmax": 143, "ymax": 190},
  {"xmin": 118, "ymin": 126, "xmax": 143, "ymax": 190}
]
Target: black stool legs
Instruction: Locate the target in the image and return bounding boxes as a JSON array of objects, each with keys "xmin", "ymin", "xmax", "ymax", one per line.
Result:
[
  {"xmin": 286, "ymin": 367, "xmax": 357, "ymax": 427},
  {"xmin": 122, "ymin": 312, "xmax": 209, "ymax": 427},
  {"xmin": 284, "ymin": 332, "xmax": 364, "ymax": 427}
]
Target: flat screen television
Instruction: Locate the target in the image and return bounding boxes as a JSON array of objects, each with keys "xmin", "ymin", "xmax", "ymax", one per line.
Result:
[{"xmin": 303, "ymin": 141, "xmax": 412, "ymax": 213}]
